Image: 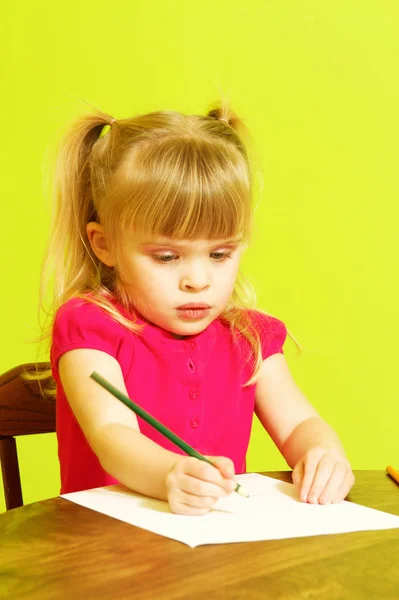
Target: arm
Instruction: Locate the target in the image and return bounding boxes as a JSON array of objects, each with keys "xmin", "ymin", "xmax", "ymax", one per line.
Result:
[
  {"xmin": 59, "ymin": 348, "xmax": 235, "ymax": 510},
  {"xmin": 255, "ymin": 353, "xmax": 354, "ymax": 503},
  {"xmin": 59, "ymin": 348, "xmax": 180, "ymax": 501},
  {"xmin": 282, "ymin": 415, "xmax": 346, "ymax": 468}
]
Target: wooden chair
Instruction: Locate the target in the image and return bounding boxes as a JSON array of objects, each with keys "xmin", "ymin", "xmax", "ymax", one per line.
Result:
[{"xmin": 0, "ymin": 362, "xmax": 55, "ymax": 511}]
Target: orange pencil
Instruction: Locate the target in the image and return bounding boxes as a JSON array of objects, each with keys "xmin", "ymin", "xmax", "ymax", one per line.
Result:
[{"xmin": 386, "ymin": 465, "xmax": 399, "ymax": 485}]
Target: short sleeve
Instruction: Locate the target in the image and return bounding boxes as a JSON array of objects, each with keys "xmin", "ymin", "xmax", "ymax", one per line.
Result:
[
  {"xmin": 248, "ymin": 310, "xmax": 287, "ymax": 360},
  {"xmin": 50, "ymin": 297, "xmax": 126, "ymax": 371}
]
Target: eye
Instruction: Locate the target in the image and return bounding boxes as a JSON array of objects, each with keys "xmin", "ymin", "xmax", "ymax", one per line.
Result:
[
  {"xmin": 153, "ymin": 254, "xmax": 177, "ymax": 263},
  {"xmin": 210, "ymin": 251, "xmax": 233, "ymax": 261}
]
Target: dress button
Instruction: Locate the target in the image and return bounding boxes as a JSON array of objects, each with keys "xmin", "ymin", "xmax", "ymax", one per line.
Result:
[
  {"xmin": 190, "ymin": 417, "xmax": 200, "ymax": 429},
  {"xmin": 187, "ymin": 359, "xmax": 195, "ymax": 373},
  {"xmin": 189, "ymin": 387, "xmax": 198, "ymax": 399},
  {"xmin": 189, "ymin": 341, "xmax": 196, "ymax": 350}
]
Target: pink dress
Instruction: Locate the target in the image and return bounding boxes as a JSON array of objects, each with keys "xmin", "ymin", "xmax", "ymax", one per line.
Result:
[{"xmin": 51, "ymin": 296, "xmax": 287, "ymax": 493}]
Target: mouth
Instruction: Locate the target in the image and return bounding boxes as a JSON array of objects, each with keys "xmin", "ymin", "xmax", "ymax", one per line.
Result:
[
  {"xmin": 176, "ymin": 304, "xmax": 211, "ymax": 320},
  {"xmin": 177, "ymin": 303, "xmax": 211, "ymax": 309}
]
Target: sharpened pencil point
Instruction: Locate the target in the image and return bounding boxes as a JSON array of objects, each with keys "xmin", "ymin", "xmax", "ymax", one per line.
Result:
[{"xmin": 235, "ymin": 483, "xmax": 249, "ymax": 498}]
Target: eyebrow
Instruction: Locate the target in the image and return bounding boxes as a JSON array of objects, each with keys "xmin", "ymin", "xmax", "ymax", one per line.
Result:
[{"xmin": 139, "ymin": 238, "xmax": 243, "ymax": 248}]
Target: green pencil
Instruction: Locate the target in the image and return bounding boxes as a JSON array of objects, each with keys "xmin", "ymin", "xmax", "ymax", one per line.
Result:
[{"xmin": 90, "ymin": 371, "xmax": 248, "ymax": 498}]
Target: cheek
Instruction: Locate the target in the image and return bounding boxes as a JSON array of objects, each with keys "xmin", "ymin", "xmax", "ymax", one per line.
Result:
[
  {"xmin": 219, "ymin": 263, "xmax": 239, "ymax": 294},
  {"xmin": 227, "ymin": 258, "xmax": 241, "ymax": 281},
  {"xmin": 130, "ymin": 264, "xmax": 172, "ymax": 295}
]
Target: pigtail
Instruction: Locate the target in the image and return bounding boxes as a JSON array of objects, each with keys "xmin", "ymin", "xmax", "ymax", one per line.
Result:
[
  {"xmin": 205, "ymin": 100, "xmax": 255, "ymax": 169},
  {"xmin": 207, "ymin": 106, "xmax": 240, "ymax": 130},
  {"xmin": 39, "ymin": 110, "xmax": 117, "ymax": 330}
]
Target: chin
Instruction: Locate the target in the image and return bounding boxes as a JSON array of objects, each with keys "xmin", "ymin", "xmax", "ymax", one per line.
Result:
[{"xmin": 174, "ymin": 321, "xmax": 210, "ymax": 335}]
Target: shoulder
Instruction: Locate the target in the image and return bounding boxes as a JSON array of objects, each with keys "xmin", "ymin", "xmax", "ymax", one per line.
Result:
[
  {"xmin": 51, "ymin": 295, "xmax": 132, "ymax": 368},
  {"xmin": 53, "ymin": 295, "xmax": 127, "ymax": 338},
  {"xmin": 54, "ymin": 295, "xmax": 118, "ymax": 324},
  {"xmin": 245, "ymin": 309, "xmax": 287, "ymax": 358},
  {"xmin": 246, "ymin": 309, "xmax": 287, "ymax": 337}
]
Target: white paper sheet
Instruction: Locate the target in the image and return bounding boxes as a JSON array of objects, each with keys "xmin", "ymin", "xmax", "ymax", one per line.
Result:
[{"xmin": 61, "ymin": 473, "xmax": 399, "ymax": 547}]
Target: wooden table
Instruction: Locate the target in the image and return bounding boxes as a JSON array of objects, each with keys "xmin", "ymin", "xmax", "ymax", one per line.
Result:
[{"xmin": 1, "ymin": 471, "xmax": 398, "ymax": 599}]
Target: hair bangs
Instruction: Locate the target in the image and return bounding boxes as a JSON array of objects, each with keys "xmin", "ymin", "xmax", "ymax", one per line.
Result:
[{"xmin": 107, "ymin": 137, "xmax": 252, "ymax": 244}]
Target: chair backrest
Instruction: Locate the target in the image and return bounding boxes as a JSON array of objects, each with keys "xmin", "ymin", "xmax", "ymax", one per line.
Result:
[{"xmin": 0, "ymin": 362, "xmax": 55, "ymax": 511}]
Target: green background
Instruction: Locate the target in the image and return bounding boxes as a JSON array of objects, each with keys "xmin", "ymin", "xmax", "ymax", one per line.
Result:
[{"xmin": 1, "ymin": 1, "xmax": 398, "ymax": 513}]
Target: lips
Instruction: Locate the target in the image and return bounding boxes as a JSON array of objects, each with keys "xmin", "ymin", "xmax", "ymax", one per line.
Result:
[
  {"xmin": 177, "ymin": 303, "xmax": 211, "ymax": 309},
  {"xmin": 176, "ymin": 305, "xmax": 211, "ymax": 321}
]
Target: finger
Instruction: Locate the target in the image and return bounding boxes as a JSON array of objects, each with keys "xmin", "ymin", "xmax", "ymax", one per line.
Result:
[
  {"xmin": 204, "ymin": 456, "xmax": 236, "ymax": 493},
  {"xmin": 331, "ymin": 469, "xmax": 355, "ymax": 504},
  {"xmin": 206, "ymin": 456, "xmax": 235, "ymax": 479},
  {"xmin": 176, "ymin": 489, "xmax": 218, "ymax": 509},
  {"xmin": 179, "ymin": 473, "xmax": 235, "ymax": 498},
  {"xmin": 169, "ymin": 499, "xmax": 212, "ymax": 516},
  {"xmin": 187, "ymin": 457, "xmax": 235, "ymax": 493},
  {"xmin": 292, "ymin": 460, "xmax": 304, "ymax": 488},
  {"xmin": 306, "ymin": 453, "xmax": 337, "ymax": 504},
  {"xmin": 318, "ymin": 462, "xmax": 351, "ymax": 505},
  {"xmin": 299, "ymin": 448, "xmax": 327, "ymax": 502},
  {"xmin": 184, "ymin": 457, "xmax": 226, "ymax": 485}
]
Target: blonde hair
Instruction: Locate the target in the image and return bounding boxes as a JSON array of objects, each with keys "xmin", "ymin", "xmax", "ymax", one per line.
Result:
[{"xmin": 36, "ymin": 100, "xmax": 300, "ymax": 393}]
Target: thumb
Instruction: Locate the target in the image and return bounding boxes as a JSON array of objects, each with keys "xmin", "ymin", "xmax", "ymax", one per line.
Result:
[
  {"xmin": 204, "ymin": 456, "xmax": 235, "ymax": 479},
  {"xmin": 292, "ymin": 459, "xmax": 304, "ymax": 488}
]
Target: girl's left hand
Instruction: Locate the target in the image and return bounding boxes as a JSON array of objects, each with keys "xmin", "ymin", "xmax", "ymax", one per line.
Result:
[{"xmin": 292, "ymin": 447, "xmax": 355, "ymax": 505}]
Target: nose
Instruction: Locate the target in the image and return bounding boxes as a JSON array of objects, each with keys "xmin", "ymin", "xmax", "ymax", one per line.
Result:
[{"xmin": 180, "ymin": 259, "xmax": 210, "ymax": 292}]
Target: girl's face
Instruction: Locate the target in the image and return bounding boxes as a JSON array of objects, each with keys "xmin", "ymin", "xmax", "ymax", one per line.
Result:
[{"xmin": 116, "ymin": 232, "xmax": 244, "ymax": 336}]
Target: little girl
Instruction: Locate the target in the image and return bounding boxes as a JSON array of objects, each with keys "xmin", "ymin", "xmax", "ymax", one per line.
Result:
[{"xmin": 43, "ymin": 102, "xmax": 354, "ymax": 515}]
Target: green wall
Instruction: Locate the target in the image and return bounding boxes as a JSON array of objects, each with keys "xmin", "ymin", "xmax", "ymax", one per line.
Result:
[{"xmin": 2, "ymin": 1, "xmax": 398, "ymax": 512}]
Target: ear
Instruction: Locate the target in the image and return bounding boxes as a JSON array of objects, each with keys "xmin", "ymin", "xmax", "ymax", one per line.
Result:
[{"xmin": 86, "ymin": 222, "xmax": 115, "ymax": 267}]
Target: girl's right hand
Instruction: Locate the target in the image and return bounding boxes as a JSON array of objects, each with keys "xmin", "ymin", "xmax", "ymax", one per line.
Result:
[{"xmin": 166, "ymin": 455, "xmax": 237, "ymax": 515}]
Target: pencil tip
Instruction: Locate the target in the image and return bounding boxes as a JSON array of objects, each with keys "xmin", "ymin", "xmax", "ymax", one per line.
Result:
[{"xmin": 235, "ymin": 484, "xmax": 249, "ymax": 498}]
